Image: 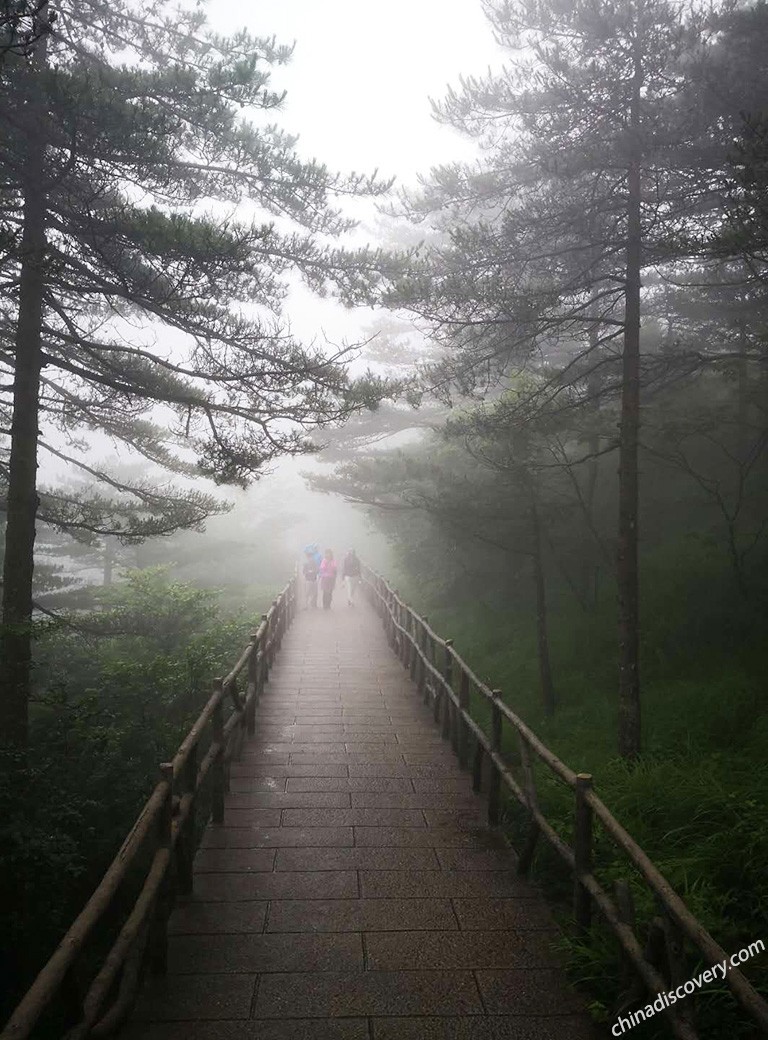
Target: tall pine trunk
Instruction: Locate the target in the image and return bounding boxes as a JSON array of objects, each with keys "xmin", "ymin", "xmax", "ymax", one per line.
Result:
[
  {"xmin": 530, "ymin": 500, "xmax": 556, "ymax": 717},
  {"xmin": 0, "ymin": 17, "xmax": 49, "ymax": 750},
  {"xmin": 617, "ymin": 28, "xmax": 643, "ymax": 760},
  {"xmin": 581, "ymin": 301, "xmax": 602, "ymax": 609}
]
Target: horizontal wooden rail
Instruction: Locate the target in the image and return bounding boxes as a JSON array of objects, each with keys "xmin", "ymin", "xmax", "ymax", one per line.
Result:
[
  {"xmin": 362, "ymin": 565, "xmax": 768, "ymax": 1040},
  {"xmin": 1, "ymin": 571, "xmax": 299, "ymax": 1040}
]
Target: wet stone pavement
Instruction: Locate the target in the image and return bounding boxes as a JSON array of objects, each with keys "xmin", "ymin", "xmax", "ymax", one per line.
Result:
[{"xmin": 122, "ymin": 596, "xmax": 604, "ymax": 1040}]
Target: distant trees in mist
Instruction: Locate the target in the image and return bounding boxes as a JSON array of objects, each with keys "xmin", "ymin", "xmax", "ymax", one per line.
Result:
[{"xmin": 328, "ymin": 0, "xmax": 768, "ymax": 758}]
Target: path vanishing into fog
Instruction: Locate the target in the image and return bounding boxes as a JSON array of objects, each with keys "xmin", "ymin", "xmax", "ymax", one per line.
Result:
[{"xmin": 122, "ymin": 598, "xmax": 602, "ymax": 1040}]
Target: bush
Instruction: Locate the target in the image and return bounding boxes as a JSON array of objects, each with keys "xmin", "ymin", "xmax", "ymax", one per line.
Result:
[{"xmin": 0, "ymin": 568, "xmax": 276, "ymax": 1027}]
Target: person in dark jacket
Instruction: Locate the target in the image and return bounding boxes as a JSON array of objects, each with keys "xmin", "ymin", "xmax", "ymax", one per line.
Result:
[{"xmin": 319, "ymin": 548, "xmax": 338, "ymax": 610}]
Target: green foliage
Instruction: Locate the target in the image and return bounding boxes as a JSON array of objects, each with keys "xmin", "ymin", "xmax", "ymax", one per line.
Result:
[
  {"xmin": 0, "ymin": 569, "xmax": 275, "ymax": 1024},
  {"xmin": 1, "ymin": 0, "xmax": 398, "ymax": 544},
  {"xmin": 403, "ymin": 538, "xmax": 768, "ymax": 1036}
]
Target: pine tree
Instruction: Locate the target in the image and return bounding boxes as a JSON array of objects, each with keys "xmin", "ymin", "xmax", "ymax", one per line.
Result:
[
  {"xmin": 382, "ymin": 0, "xmax": 727, "ymax": 758},
  {"xmin": 0, "ymin": 0, "xmax": 394, "ymax": 748}
]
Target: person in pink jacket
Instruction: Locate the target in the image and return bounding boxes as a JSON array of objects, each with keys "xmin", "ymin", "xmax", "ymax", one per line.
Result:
[{"xmin": 319, "ymin": 548, "xmax": 338, "ymax": 610}]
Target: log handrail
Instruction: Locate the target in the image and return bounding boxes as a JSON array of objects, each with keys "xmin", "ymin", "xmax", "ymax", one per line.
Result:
[
  {"xmin": 362, "ymin": 564, "xmax": 768, "ymax": 1040},
  {"xmin": 1, "ymin": 572, "xmax": 299, "ymax": 1040}
]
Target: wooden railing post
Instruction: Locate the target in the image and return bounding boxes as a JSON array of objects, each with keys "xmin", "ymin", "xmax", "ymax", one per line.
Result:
[
  {"xmin": 442, "ymin": 640, "xmax": 454, "ymax": 741},
  {"xmin": 246, "ymin": 630, "xmax": 259, "ymax": 736},
  {"xmin": 458, "ymin": 668, "xmax": 470, "ymax": 768},
  {"xmin": 260, "ymin": 613, "xmax": 270, "ymax": 682},
  {"xmin": 488, "ymin": 690, "xmax": 503, "ymax": 825},
  {"xmin": 270, "ymin": 603, "xmax": 278, "ymax": 665},
  {"xmin": 385, "ymin": 590, "xmax": 394, "ymax": 647},
  {"xmin": 660, "ymin": 905, "xmax": 696, "ymax": 1030},
  {"xmin": 614, "ymin": 880, "xmax": 638, "ymax": 1002},
  {"xmin": 574, "ymin": 772, "xmax": 594, "ymax": 934},
  {"xmin": 178, "ymin": 744, "xmax": 197, "ymax": 895},
  {"xmin": 516, "ymin": 733, "xmax": 541, "ymax": 877},
  {"xmin": 212, "ymin": 680, "xmax": 225, "ymax": 825},
  {"xmin": 420, "ymin": 619, "xmax": 429, "ymax": 705},
  {"xmin": 230, "ymin": 678, "xmax": 244, "ymax": 763},
  {"xmin": 409, "ymin": 613, "xmax": 418, "ymax": 681},
  {"xmin": 406, "ymin": 610, "xmax": 412, "ymax": 668},
  {"xmin": 472, "ymin": 739, "xmax": 484, "ymax": 793},
  {"xmin": 148, "ymin": 763, "xmax": 173, "ymax": 976}
]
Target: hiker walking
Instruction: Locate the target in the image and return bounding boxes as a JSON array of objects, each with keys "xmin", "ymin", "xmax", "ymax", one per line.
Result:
[
  {"xmin": 319, "ymin": 548, "xmax": 338, "ymax": 610},
  {"xmin": 341, "ymin": 548, "xmax": 361, "ymax": 606},
  {"xmin": 302, "ymin": 547, "xmax": 319, "ymax": 608}
]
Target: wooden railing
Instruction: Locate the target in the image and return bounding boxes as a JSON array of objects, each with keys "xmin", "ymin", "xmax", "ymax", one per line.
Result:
[
  {"xmin": 1, "ymin": 574, "xmax": 298, "ymax": 1040},
  {"xmin": 363, "ymin": 565, "xmax": 768, "ymax": 1040}
]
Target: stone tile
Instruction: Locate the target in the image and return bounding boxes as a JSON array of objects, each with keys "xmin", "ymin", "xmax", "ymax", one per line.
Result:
[
  {"xmin": 275, "ymin": 846, "xmax": 439, "ymax": 871},
  {"xmin": 249, "ymin": 1023, "xmax": 371, "ymax": 1040},
  {"xmin": 286, "ymin": 777, "xmax": 414, "ymax": 793},
  {"xmin": 249, "ymin": 743, "xmax": 349, "ymax": 754},
  {"xmin": 294, "ymin": 732, "xmax": 399, "ymax": 743},
  {"xmin": 255, "ymin": 970, "xmax": 484, "ymax": 1017},
  {"xmin": 341, "ymin": 714, "xmax": 395, "ymax": 723},
  {"xmin": 168, "ymin": 900, "xmax": 267, "ymax": 935},
  {"xmin": 348, "ymin": 763, "xmax": 462, "ymax": 778},
  {"xmin": 238, "ymin": 754, "xmax": 290, "ymax": 765},
  {"xmin": 120, "ymin": 1022, "xmax": 370, "ymax": 1040},
  {"xmin": 167, "ymin": 932, "xmax": 362, "ymax": 973},
  {"xmin": 344, "ymin": 741, "xmax": 413, "ymax": 753},
  {"xmin": 289, "ymin": 754, "xmax": 406, "ymax": 766},
  {"xmin": 350, "ymin": 792, "xmax": 480, "ymax": 809},
  {"xmin": 261, "ymin": 724, "xmax": 349, "ymax": 731},
  {"xmin": 226, "ymin": 792, "xmax": 352, "ymax": 809},
  {"xmin": 267, "ymin": 897, "xmax": 457, "ymax": 932},
  {"xmin": 365, "ymin": 930, "xmax": 557, "ymax": 970},
  {"xmin": 132, "ymin": 973, "xmax": 254, "ymax": 1021},
  {"xmin": 360, "ymin": 871, "xmax": 524, "ymax": 899},
  {"xmin": 436, "ymin": 848, "xmax": 518, "ymax": 871},
  {"xmin": 193, "ymin": 848, "xmax": 276, "ymax": 872},
  {"xmin": 477, "ymin": 970, "xmax": 587, "ymax": 1015},
  {"xmin": 411, "ymin": 778, "xmax": 476, "ymax": 792},
  {"xmin": 371, "ymin": 1017, "xmax": 601, "ymax": 1039},
  {"xmin": 194, "ymin": 870, "xmax": 358, "ymax": 900},
  {"xmin": 256, "ymin": 729, "xmax": 346, "ymax": 740},
  {"xmin": 452, "ymin": 898, "xmax": 556, "ymax": 930},
  {"xmin": 215, "ymin": 809, "xmax": 282, "ymax": 828},
  {"xmin": 260, "ymin": 711, "xmax": 345, "ymax": 718},
  {"xmin": 403, "ymin": 752, "xmax": 461, "ymax": 764},
  {"xmin": 277, "ymin": 732, "xmax": 399, "ymax": 744},
  {"xmin": 353, "ymin": 827, "xmax": 504, "ymax": 849},
  {"xmin": 280, "ymin": 808, "xmax": 427, "ymax": 828},
  {"xmin": 394, "ymin": 736, "xmax": 449, "ymax": 746},
  {"xmin": 423, "ymin": 810, "xmax": 488, "ymax": 829},
  {"xmin": 337, "ymin": 728, "xmax": 401, "ymax": 736},
  {"xmin": 229, "ymin": 777, "xmax": 288, "ymax": 792},
  {"xmin": 236, "ymin": 764, "xmax": 350, "ymax": 778},
  {"xmin": 202, "ymin": 827, "xmax": 353, "ymax": 849}
]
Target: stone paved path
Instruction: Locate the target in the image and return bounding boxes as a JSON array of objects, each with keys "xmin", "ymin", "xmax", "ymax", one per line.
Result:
[{"xmin": 123, "ymin": 598, "xmax": 603, "ymax": 1039}]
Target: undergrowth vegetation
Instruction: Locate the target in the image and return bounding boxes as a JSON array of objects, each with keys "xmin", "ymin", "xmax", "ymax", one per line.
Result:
[
  {"xmin": 395, "ymin": 540, "xmax": 768, "ymax": 1037},
  {"xmin": 0, "ymin": 569, "xmax": 276, "ymax": 1028}
]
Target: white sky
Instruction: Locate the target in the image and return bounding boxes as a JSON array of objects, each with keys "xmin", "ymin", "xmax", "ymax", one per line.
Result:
[
  {"xmin": 208, "ymin": 0, "xmax": 503, "ymax": 179},
  {"xmin": 203, "ymin": 0, "xmax": 506, "ymax": 349}
]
